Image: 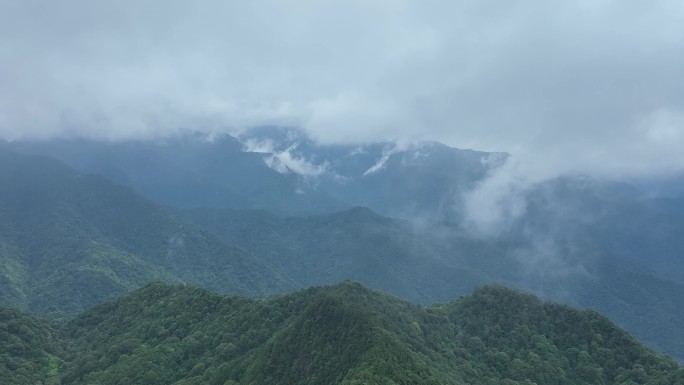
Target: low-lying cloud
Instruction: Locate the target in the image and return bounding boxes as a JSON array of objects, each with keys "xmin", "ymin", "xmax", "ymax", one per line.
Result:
[{"xmin": 1, "ymin": 0, "xmax": 683, "ymax": 180}]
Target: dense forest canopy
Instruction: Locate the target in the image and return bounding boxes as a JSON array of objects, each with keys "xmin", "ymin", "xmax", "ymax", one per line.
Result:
[{"xmin": 2, "ymin": 282, "xmax": 682, "ymax": 385}]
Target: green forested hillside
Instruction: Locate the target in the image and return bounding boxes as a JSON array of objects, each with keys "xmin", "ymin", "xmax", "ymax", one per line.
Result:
[
  {"xmin": 0, "ymin": 149, "xmax": 295, "ymax": 317},
  {"xmin": 3, "ymin": 283, "xmax": 682, "ymax": 385},
  {"xmin": 0, "ymin": 307, "xmax": 62, "ymax": 384}
]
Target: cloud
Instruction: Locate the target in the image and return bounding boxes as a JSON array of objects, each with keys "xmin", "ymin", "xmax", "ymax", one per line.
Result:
[
  {"xmin": 363, "ymin": 145, "xmax": 398, "ymax": 176},
  {"xmin": 244, "ymin": 139, "xmax": 328, "ymax": 177},
  {"xmin": 461, "ymin": 158, "xmax": 532, "ymax": 236},
  {"xmin": 1, "ymin": 0, "xmax": 683, "ymax": 178}
]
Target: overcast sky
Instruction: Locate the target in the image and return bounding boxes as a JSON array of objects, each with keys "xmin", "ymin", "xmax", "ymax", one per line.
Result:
[{"xmin": 1, "ymin": 0, "xmax": 683, "ymax": 178}]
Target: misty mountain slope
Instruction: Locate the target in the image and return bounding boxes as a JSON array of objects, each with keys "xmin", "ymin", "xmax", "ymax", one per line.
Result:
[
  {"xmin": 0, "ymin": 149, "xmax": 296, "ymax": 317},
  {"xmin": 630, "ymin": 172, "xmax": 684, "ymax": 200},
  {"xmin": 582, "ymin": 196, "xmax": 684, "ymax": 284},
  {"xmin": 471, "ymin": 176, "xmax": 684, "ymax": 361},
  {"xmin": 1, "ymin": 135, "xmax": 348, "ymax": 215},
  {"xmin": 12, "ymin": 282, "xmax": 679, "ymax": 385},
  {"xmin": 3, "ymin": 128, "xmax": 501, "ymax": 218},
  {"xmin": 179, "ymin": 204, "xmax": 684, "ymax": 362},
  {"xmin": 241, "ymin": 126, "xmax": 503, "ymax": 219},
  {"xmin": 572, "ymin": 261, "xmax": 684, "ymax": 362},
  {"xmin": 8, "ymin": 133, "xmax": 683, "ymax": 286},
  {"xmin": 514, "ymin": 176, "xmax": 684, "ymax": 283},
  {"xmin": 178, "ymin": 206, "xmax": 508, "ymax": 304}
]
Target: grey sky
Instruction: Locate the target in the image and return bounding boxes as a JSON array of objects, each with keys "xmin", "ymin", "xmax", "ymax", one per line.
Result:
[{"xmin": 1, "ymin": 0, "xmax": 683, "ymax": 178}]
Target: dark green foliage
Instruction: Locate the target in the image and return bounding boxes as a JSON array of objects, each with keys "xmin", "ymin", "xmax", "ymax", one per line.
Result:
[
  {"xmin": 5, "ymin": 283, "xmax": 680, "ymax": 385},
  {"xmin": 446, "ymin": 286, "xmax": 683, "ymax": 384},
  {"xmin": 0, "ymin": 307, "xmax": 62, "ymax": 385}
]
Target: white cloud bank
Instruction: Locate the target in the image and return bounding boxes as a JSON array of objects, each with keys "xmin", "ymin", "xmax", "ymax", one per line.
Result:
[{"xmin": 1, "ymin": 0, "xmax": 683, "ymax": 179}]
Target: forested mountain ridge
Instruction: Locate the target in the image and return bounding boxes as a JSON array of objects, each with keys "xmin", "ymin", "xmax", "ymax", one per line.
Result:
[
  {"xmin": 0, "ymin": 149, "xmax": 295, "ymax": 317},
  {"xmin": 2, "ymin": 282, "xmax": 682, "ymax": 385}
]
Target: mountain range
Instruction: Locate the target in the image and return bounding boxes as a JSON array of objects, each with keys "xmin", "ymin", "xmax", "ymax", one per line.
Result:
[
  {"xmin": 2, "ymin": 128, "xmax": 499, "ymax": 218},
  {"xmin": 2, "ymin": 129, "xmax": 684, "ymax": 365}
]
